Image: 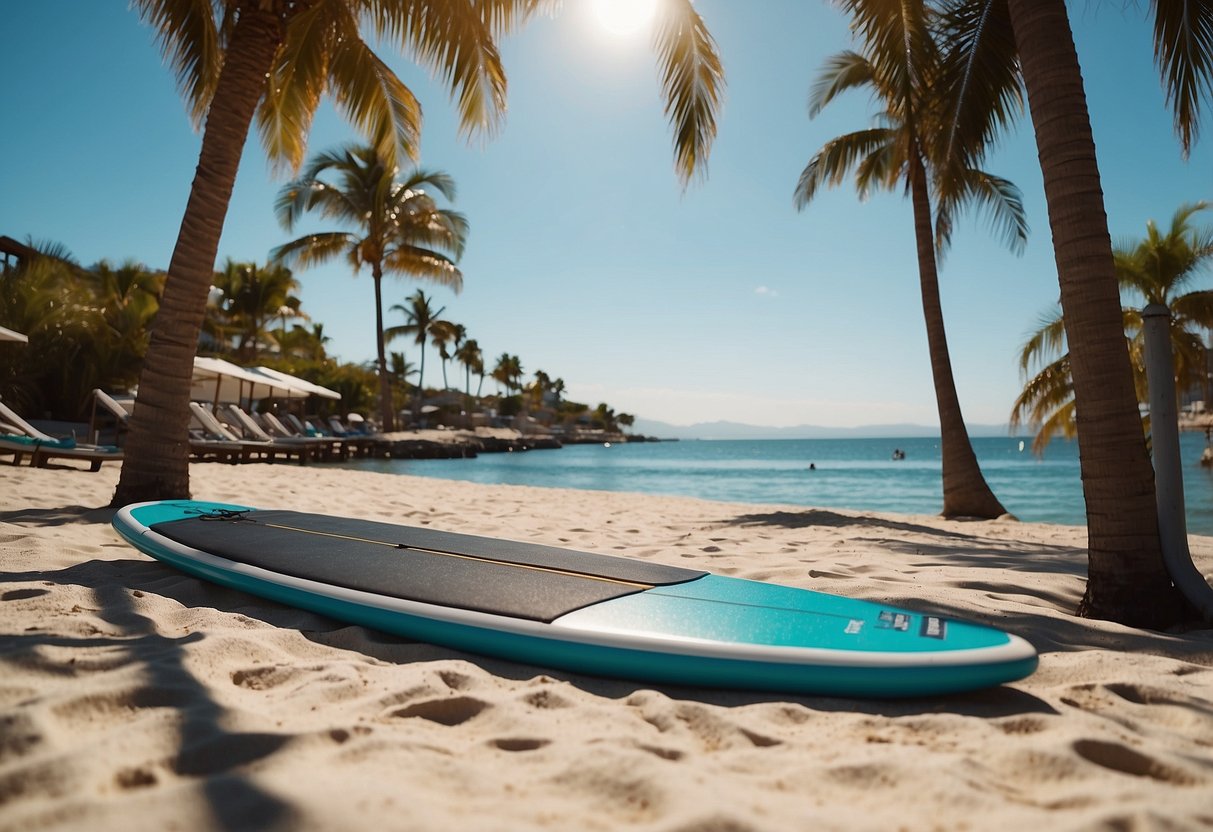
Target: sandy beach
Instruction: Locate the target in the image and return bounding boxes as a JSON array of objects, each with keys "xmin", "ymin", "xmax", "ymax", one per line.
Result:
[{"xmin": 3, "ymin": 461, "xmax": 1213, "ymax": 831}]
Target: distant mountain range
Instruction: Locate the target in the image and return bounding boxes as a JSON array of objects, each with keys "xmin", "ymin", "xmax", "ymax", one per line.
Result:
[{"xmin": 630, "ymin": 418, "xmax": 1020, "ymax": 441}]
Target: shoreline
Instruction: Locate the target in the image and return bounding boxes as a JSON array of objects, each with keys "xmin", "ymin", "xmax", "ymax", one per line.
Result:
[{"xmin": 3, "ymin": 462, "xmax": 1213, "ymax": 830}]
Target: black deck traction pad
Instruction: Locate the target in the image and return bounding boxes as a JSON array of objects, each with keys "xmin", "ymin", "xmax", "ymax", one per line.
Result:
[{"xmin": 151, "ymin": 510, "xmax": 706, "ymax": 623}]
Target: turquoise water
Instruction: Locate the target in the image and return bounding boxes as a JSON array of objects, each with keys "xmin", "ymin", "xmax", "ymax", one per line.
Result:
[{"xmin": 338, "ymin": 435, "xmax": 1213, "ymax": 535}]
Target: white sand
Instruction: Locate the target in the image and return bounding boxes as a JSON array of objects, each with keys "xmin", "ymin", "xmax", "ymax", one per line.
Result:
[{"xmin": 2, "ymin": 461, "xmax": 1212, "ymax": 831}]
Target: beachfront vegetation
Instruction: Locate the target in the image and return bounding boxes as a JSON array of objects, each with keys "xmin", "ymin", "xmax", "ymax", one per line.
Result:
[
  {"xmin": 205, "ymin": 258, "xmax": 307, "ymax": 362},
  {"xmin": 1011, "ymin": 202, "xmax": 1213, "ymax": 453},
  {"xmin": 0, "ymin": 235, "xmax": 633, "ymax": 438},
  {"xmin": 0, "ymin": 244, "xmax": 163, "ymax": 420},
  {"xmin": 273, "ymin": 145, "xmax": 468, "ymax": 433},
  {"xmin": 796, "ymin": 1, "xmax": 1024, "ymax": 520},
  {"xmin": 114, "ymin": 0, "xmax": 722, "ymax": 507}
]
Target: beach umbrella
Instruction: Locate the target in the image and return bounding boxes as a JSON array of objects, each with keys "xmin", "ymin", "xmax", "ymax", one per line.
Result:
[
  {"xmin": 190, "ymin": 356, "xmax": 295, "ymax": 410},
  {"xmin": 0, "ymin": 325, "xmax": 28, "ymax": 343},
  {"xmin": 252, "ymin": 366, "xmax": 341, "ymax": 400}
]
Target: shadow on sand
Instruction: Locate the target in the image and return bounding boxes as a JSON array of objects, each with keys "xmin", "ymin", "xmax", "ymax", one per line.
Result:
[
  {"xmin": 8, "ymin": 502, "xmax": 1211, "ymax": 733},
  {"xmin": 3, "ymin": 504, "xmax": 296, "ymax": 830}
]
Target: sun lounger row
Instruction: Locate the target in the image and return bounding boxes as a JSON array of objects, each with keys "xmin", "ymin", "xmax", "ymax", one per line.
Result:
[{"xmin": 5, "ymin": 390, "xmax": 379, "ymax": 471}]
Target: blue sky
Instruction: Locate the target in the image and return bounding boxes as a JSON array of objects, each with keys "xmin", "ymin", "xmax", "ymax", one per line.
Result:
[{"xmin": 1, "ymin": 2, "xmax": 1209, "ymax": 429}]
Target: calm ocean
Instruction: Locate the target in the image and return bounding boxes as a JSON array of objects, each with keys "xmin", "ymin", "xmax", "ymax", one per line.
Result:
[{"xmin": 339, "ymin": 434, "xmax": 1213, "ymax": 535}]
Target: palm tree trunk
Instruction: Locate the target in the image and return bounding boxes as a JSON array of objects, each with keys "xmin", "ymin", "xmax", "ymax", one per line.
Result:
[
  {"xmin": 112, "ymin": 5, "xmax": 284, "ymax": 505},
  {"xmin": 1007, "ymin": 0, "xmax": 1183, "ymax": 626},
  {"xmin": 907, "ymin": 149, "xmax": 1008, "ymax": 519},
  {"xmin": 465, "ymin": 365, "xmax": 473, "ymax": 429},
  {"xmin": 371, "ymin": 266, "xmax": 394, "ymax": 432},
  {"xmin": 415, "ymin": 338, "xmax": 426, "ymax": 425}
]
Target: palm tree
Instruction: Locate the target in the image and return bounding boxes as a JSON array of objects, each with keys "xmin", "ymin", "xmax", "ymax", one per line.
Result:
[
  {"xmin": 797, "ymin": 1, "xmax": 1025, "ymax": 519},
  {"xmin": 529, "ymin": 369, "xmax": 553, "ymax": 411},
  {"xmin": 979, "ymin": 0, "xmax": 1213, "ymax": 625},
  {"xmin": 388, "ymin": 350, "xmax": 418, "ymax": 417},
  {"xmin": 115, "ymin": 0, "xmax": 723, "ymax": 504},
  {"xmin": 272, "ymin": 145, "xmax": 467, "ymax": 430},
  {"xmin": 491, "ymin": 353, "xmax": 523, "ymax": 397},
  {"xmin": 455, "ymin": 336, "xmax": 483, "ymax": 426},
  {"xmin": 209, "ymin": 258, "xmax": 305, "ymax": 361},
  {"xmin": 89, "ymin": 259, "xmax": 166, "ymax": 392},
  {"xmin": 276, "ymin": 322, "xmax": 331, "ymax": 362},
  {"xmin": 1012, "ymin": 202, "xmax": 1213, "ymax": 452},
  {"xmin": 429, "ymin": 319, "xmax": 462, "ymax": 391},
  {"xmin": 456, "ymin": 336, "xmax": 482, "ymax": 397},
  {"xmin": 386, "ymin": 289, "xmax": 444, "ymax": 425}
]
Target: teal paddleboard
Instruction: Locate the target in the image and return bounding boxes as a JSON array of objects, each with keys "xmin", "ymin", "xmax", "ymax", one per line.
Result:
[{"xmin": 112, "ymin": 500, "xmax": 1037, "ymax": 697}]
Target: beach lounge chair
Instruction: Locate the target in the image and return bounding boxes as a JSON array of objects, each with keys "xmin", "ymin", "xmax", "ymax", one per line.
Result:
[
  {"xmin": 258, "ymin": 410, "xmax": 348, "ymax": 461},
  {"xmin": 290, "ymin": 412, "xmax": 375, "ymax": 457},
  {"xmin": 220, "ymin": 404, "xmax": 315, "ymax": 464},
  {"xmin": 0, "ymin": 396, "xmax": 122, "ymax": 472},
  {"xmin": 188, "ymin": 402, "xmax": 295, "ymax": 464},
  {"xmin": 91, "ymin": 389, "xmax": 246, "ymax": 464}
]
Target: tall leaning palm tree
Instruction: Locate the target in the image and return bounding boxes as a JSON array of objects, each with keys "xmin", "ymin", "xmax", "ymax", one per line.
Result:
[
  {"xmin": 273, "ymin": 145, "xmax": 467, "ymax": 431},
  {"xmin": 115, "ymin": 0, "xmax": 723, "ymax": 504},
  {"xmin": 797, "ymin": 1, "xmax": 1025, "ymax": 519},
  {"xmin": 984, "ymin": 0, "xmax": 1213, "ymax": 625}
]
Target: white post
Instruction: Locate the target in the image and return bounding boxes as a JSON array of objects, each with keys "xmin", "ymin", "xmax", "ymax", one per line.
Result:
[
  {"xmin": 1142, "ymin": 304, "xmax": 1188, "ymax": 553},
  {"xmin": 1142, "ymin": 303, "xmax": 1213, "ymax": 619}
]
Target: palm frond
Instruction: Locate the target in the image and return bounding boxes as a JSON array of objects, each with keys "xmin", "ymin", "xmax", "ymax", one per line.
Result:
[
  {"xmin": 808, "ymin": 51, "xmax": 874, "ymax": 117},
  {"xmin": 474, "ymin": 0, "xmax": 549, "ymax": 35},
  {"xmin": 270, "ymin": 232, "xmax": 356, "ymax": 270},
  {"xmin": 932, "ymin": 0, "xmax": 1022, "ymax": 173},
  {"xmin": 1151, "ymin": 0, "xmax": 1213, "ymax": 156},
  {"xmin": 1016, "ymin": 304, "xmax": 1067, "ymax": 373},
  {"xmin": 277, "ymin": 179, "xmax": 365, "ymax": 230},
  {"xmin": 852, "ymin": 137, "xmax": 899, "ymax": 199},
  {"xmin": 392, "ymin": 208, "xmax": 470, "ymax": 258},
  {"xmin": 133, "ymin": 0, "xmax": 222, "ymax": 127},
  {"xmin": 1031, "ymin": 400, "xmax": 1078, "ymax": 455},
  {"xmin": 793, "ymin": 129, "xmax": 895, "ymax": 210},
  {"xmin": 383, "ymin": 246, "xmax": 464, "ymax": 291},
  {"xmin": 370, "ymin": 0, "xmax": 507, "ymax": 139},
  {"xmin": 1008, "ymin": 354, "xmax": 1076, "ymax": 454},
  {"xmin": 397, "ymin": 167, "xmax": 459, "ymax": 202},
  {"xmin": 938, "ymin": 168, "xmax": 1028, "ymax": 255},
  {"xmin": 834, "ymin": 0, "xmax": 936, "ymax": 118},
  {"xmin": 328, "ymin": 13, "xmax": 423, "ymax": 166},
  {"xmin": 1172, "ymin": 289, "xmax": 1213, "ymax": 327},
  {"xmin": 257, "ymin": 0, "xmax": 336, "ymax": 173},
  {"xmin": 652, "ymin": 0, "xmax": 725, "ymax": 186}
]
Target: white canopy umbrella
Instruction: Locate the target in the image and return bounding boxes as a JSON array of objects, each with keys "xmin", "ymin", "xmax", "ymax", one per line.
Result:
[
  {"xmin": 252, "ymin": 366, "xmax": 342, "ymax": 400},
  {"xmin": 0, "ymin": 325, "xmax": 29, "ymax": 343},
  {"xmin": 190, "ymin": 356, "xmax": 295, "ymax": 410}
]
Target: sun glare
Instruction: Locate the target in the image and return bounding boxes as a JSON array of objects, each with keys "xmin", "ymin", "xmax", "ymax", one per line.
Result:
[{"xmin": 591, "ymin": 0, "xmax": 658, "ymax": 37}]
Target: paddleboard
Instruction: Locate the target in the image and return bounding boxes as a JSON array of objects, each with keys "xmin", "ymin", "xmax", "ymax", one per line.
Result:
[{"xmin": 112, "ymin": 500, "xmax": 1038, "ymax": 697}]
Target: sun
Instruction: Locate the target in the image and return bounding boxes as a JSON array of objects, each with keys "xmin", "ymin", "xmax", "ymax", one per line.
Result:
[{"xmin": 591, "ymin": 0, "xmax": 659, "ymax": 37}]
